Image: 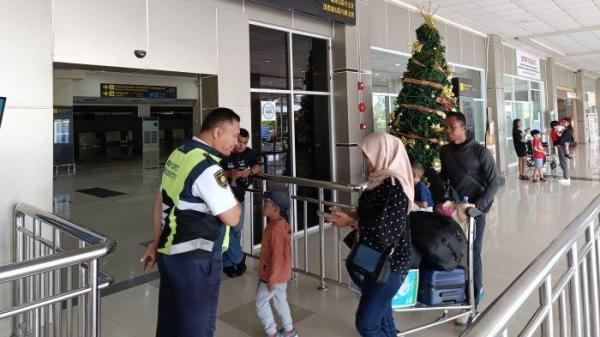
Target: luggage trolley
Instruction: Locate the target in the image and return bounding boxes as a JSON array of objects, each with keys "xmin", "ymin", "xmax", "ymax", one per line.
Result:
[{"xmin": 393, "ymin": 207, "xmax": 482, "ymax": 336}]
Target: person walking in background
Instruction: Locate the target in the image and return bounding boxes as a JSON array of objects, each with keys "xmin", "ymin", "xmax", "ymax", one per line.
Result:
[
  {"xmin": 530, "ymin": 130, "xmax": 546, "ymax": 183},
  {"xmin": 556, "ymin": 118, "xmax": 574, "ymax": 185},
  {"xmin": 512, "ymin": 119, "xmax": 528, "ymax": 180},
  {"xmin": 255, "ymin": 190, "xmax": 298, "ymax": 337},
  {"xmin": 327, "ymin": 132, "xmax": 414, "ymax": 337}
]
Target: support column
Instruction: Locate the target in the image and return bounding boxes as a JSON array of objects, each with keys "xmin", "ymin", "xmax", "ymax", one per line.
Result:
[
  {"xmin": 331, "ymin": 3, "xmax": 373, "ymax": 188},
  {"xmin": 575, "ymin": 70, "xmax": 588, "ymax": 143},
  {"xmin": 486, "ymin": 34, "xmax": 508, "ymax": 172},
  {"xmin": 545, "ymin": 58, "xmax": 558, "ymax": 122}
]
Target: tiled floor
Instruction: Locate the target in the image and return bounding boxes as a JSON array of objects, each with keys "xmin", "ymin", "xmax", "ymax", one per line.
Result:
[{"xmin": 53, "ymin": 143, "xmax": 600, "ymax": 337}]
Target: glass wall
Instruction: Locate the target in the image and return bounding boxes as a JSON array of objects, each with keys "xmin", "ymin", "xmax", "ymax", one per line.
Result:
[
  {"xmin": 503, "ymin": 75, "xmax": 545, "ymax": 167},
  {"xmin": 249, "ymin": 24, "xmax": 332, "ymax": 235},
  {"xmin": 370, "ymin": 48, "xmax": 487, "ymax": 142}
]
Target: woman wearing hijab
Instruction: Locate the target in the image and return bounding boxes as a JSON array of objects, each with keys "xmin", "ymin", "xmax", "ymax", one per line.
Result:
[{"xmin": 328, "ymin": 132, "xmax": 414, "ymax": 337}]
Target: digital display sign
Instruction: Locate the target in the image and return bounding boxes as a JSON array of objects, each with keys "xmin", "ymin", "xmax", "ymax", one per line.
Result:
[
  {"xmin": 249, "ymin": 0, "xmax": 356, "ymax": 25},
  {"xmin": 100, "ymin": 83, "xmax": 177, "ymax": 99}
]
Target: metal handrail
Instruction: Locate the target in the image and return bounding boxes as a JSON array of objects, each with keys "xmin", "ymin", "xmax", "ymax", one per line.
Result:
[
  {"xmin": 461, "ymin": 194, "xmax": 600, "ymax": 337},
  {"xmin": 258, "ymin": 173, "xmax": 366, "ymax": 192},
  {"xmin": 5, "ymin": 202, "xmax": 116, "ymax": 337},
  {"xmin": 247, "ymin": 174, "xmax": 365, "ymax": 290}
]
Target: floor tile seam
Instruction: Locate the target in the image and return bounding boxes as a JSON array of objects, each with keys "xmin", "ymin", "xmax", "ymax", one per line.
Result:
[
  {"xmin": 101, "ymin": 310, "xmax": 139, "ymax": 337},
  {"xmin": 216, "ymin": 318, "xmax": 254, "ymax": 337}
]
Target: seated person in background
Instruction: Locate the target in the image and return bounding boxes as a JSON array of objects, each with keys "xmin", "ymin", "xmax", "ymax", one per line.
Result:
[{"xmin": 412, "ymin": 160, "xmax": 434, "ymax": 212}]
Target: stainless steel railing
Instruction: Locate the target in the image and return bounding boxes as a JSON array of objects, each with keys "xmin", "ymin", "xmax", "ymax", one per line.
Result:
[
  {"xmin": 245, "ymin": 173, "xmax": 365, "ymax": 290},
  {"xmin": 461, "ymin": 194, "xmax": 600, "ymax": 337},
  {"xmin": 3, "ymin": 203, "xmax": 115, "ymax": 337}
]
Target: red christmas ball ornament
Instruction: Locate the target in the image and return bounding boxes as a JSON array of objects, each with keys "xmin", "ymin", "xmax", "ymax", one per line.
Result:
[
  {"xmin": 360, "ymin": 123, "xmax": 368, "ymax": 130},
  {"xmin": 357, "ymin": 82, "xmax": 365, "ymax": 90},
  {"xmin": 358, "ymin": 102, "xmax": 366, "ymax": 112}
]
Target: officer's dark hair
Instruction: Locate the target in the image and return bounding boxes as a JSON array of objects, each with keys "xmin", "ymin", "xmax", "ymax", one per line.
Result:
[
  {"xmin": 445, "ymin": 111, "xmax": 467, "ymax": 126},
  {"xmin": 239, "ymin": 128, "xmax": 249, "ymax": 138},
  {"xmin": 530, "ymin": 129, "xmax": 541, "ymax": 137},
  {"xmin": 200, "ymin": 108, "xmax": 240, "ymax": 133}
]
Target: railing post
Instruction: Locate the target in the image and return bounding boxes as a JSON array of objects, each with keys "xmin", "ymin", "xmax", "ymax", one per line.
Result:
[
  {"xmin": 78, "ymin": 242, "xmax": 87, "ymax": 337},
  {"xmin": 249, "ymin": 192, "xmax": 254, "ymax": 256},
  {"xmin": 587, "ymin": 221, "xmax": 600, "ymax": 337},
  {"xmin": 318, "ymin": 188, "xmax": 327, "ymax": 291},
  {"xmin": 540, "ymin": 276, "xmax": 554, "ymax": 337},
  {"xmin": 288, "ymin": 184, "xmax": 297, "ymax": 271},
  {"xmin": 12, "ymin": 213, "xmax": 25, "ymax": 336},
  {"xmin": 33, "ymin": 219, "xmax": 41, "ymax": 337},
  {"xmin": 303, "ymin": 201, "xmax": 308, "ymax": 273},
  {"xmin": 89, "ymin": 259, "xmax": 99, "ymax": 337},
  {"xmin": 559, "ymin": 290, "xmax": 568, "ymax": 337},
  {"xmin": 53, "ymin": 227, "xmax": 62, "ymax": 337},
  {"xmin": 568, "ymin": 243, "xmax": 584, "ymax": 337}
]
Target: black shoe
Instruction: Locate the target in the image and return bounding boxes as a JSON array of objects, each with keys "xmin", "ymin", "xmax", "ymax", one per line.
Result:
[
  {"xmin": 235, "ymin": 256, "xmax": 247, "ymax": 276},
  {"xmin": 223, "ymin": 266, "xmax": 237, "ymax": 278}
]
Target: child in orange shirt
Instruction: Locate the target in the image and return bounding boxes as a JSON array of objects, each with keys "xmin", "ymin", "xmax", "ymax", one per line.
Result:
[{"xmin": 256, "ymin": 191, "xmax": 298, "ymax": 337}]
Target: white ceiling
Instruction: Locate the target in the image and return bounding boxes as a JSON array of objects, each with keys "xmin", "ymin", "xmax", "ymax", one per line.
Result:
[{"xmin": 390, "ymin": 0, "xmax": 600, "ymax": 75}]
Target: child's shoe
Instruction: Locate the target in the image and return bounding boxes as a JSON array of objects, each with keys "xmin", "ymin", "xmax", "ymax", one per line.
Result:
[{"xmin": 277, "ymin": 328, "xmax": 299, "ymax": 337}]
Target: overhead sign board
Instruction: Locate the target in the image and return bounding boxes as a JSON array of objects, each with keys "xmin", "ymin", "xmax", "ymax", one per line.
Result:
[
  {"xmin": 100, "ymin": 83, "xmax": 177, "ymax": 99},
  {"xmin": 516, "ymin": 50, "xmax": 541, "ymax": 80},
  {"xmin": 249, "ymin": 0, "xmax": 356, "ymax": 25}
]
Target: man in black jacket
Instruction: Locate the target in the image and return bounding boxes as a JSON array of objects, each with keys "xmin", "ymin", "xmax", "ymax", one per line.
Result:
[{"xmin": 441, "ymin": 112, "xmax": 498, "ymax": 312}]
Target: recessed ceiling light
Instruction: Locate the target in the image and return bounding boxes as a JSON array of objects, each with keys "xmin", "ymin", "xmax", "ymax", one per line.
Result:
[
  {"xmin": 264, "ymin": 60, "xmax": 271, "ymax": 63},
  {"xmin": 395, "ymin": 63, "xmax": 401, "ymax": 66},
  {"xmin": 375, "ymin": 73, "xmax": 380, "ymax": 76}
]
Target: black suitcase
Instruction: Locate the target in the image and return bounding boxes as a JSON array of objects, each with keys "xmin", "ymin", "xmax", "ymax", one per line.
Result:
[
  {"xmin": 409, "ymin": 211, "xmax": 467, "ymax": 271},
  {"xmin": 418, "ymin": 266, "xmax": 466, "ymax": 305}
]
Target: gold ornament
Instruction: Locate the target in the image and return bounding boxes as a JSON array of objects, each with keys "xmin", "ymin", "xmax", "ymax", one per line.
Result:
[
  {"xmin": 432, "ymin": 157, "xmax": 442, "ymax": 171},
  {"xmin": 424, "ymin": 144, "xmax": 430, "ymax": 150},
  {"xmin": 431, "ymin": 123, "xmax": 444, "ymax": 133},
  {"xmin": 442, "ymin": 86, "xmax": 454, "ymax": 99},
  {"xmin": 420, "ymin": 6, "xmax": 438, "ymax": 28},
  {"xmin": 427, "ymin": 116, "xmax": 431, "ymax": 120},
  {"xmin": 410, "ymin": 41, "xmax": 423, "ymax": 53}
]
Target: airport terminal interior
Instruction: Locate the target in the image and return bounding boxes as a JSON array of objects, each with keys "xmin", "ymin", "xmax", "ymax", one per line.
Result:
[{"xmin": 2, "ymin": 0, "xmax": 600, "ymax": 337}]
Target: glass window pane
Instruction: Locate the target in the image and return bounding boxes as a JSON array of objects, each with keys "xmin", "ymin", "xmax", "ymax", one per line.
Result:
[
  {"xmin": 454, "ymin": 67, "xmax": 482, "ymax": 99},
  {"xmin": 293, "ymin": 95, "xmax": 331, "ymax": 180},
  {"xmin": 250, "ymin": 93, "xmax": 291, "ymax": 175},
  {"xmin": 292, "ymin": 34, "xmax": 329, "ymax": 91},
  {"xmin": 514, "ymin": 78, "xmax": 529, "ymax": 101},
  {"xmin": 531, "ymin": 81, "xmax": 540, "ymax": 90},
  {"xmin": 504, "ymin": 76, "xmax": 513, "ymax": 101},
  {"xmin": 472, "ymin": 100, "xmax": 485, "ymax": 143},
  {"xmin": 372, "ymin": 94, "xmax": 391, "ymax": 132},
  {"xmin": 250, "ymin": 25, "xmax": 289, "ymax": 89},
  {"xmin": 370, "ymin": 49, "xmax": 408, "ymax": 95}
]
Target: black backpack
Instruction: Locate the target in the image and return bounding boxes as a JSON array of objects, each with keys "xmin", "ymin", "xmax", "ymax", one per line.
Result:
[{"xmin": 409, "ymin": 211, "xmax": 466, "ymax": 271}]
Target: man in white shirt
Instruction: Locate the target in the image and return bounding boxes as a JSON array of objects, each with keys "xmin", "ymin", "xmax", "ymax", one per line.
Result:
[{"xmin": 141, "ymin": 107, "xmax": 241, "ymax": 337}]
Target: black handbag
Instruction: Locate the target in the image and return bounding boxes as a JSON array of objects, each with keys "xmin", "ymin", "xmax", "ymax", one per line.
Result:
[{"xmin": 346, "ymin": 241, "xmax": 394, "ymax": 284}]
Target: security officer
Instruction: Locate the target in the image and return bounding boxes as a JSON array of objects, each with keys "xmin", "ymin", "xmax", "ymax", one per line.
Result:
[
  {"xmin": 221, "ymin": 128, "xmax": 262, "ymax": 277},
  {"xmin": 141, "ymin": 107, "xmax": 241, "ymax": 337}
]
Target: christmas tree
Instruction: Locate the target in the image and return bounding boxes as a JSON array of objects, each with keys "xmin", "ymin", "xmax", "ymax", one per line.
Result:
[{"xmin": 389, "ymin": 9, "xmax": 457, "ymax": 168}]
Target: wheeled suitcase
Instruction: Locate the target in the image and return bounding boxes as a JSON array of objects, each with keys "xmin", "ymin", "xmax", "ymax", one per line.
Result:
[{"xmin": 418, "ymin": 266, "xmax": 466, "ymax": 305}]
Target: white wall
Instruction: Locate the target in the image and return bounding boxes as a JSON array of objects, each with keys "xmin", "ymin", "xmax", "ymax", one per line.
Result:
[
  {"xmin": 0, "ymin": 1, "xmax": 53, "ymax": 333},
  {"xmin": 554, "ymin": 65, "xmax": 577, "ymax": 90}
]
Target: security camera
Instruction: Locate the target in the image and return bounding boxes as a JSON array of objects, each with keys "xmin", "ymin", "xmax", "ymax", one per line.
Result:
[{"xmin": 134, "ymin": 50, "xmax": 147, "ymax": 58}]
